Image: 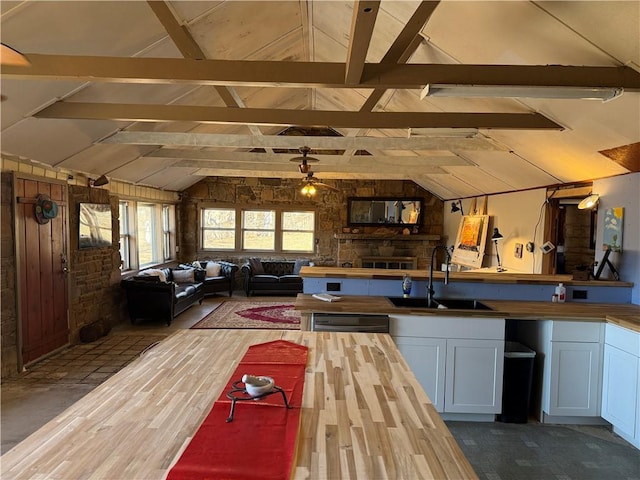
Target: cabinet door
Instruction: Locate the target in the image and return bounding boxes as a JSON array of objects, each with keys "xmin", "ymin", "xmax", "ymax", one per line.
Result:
[
  {"xmin": 393, "ymin": 336, "xmax": 446, "ymax": 412},
  {"xmin": 602, "ymin": 344, "xmax": 638, "ymax": 438},
  {"xmin": 548, "ymin": 341, "xmax": 601, "ymax": 416},
  {"xmin": 444, "ymin": 339, "xmax": 504, "ymax": 414}
]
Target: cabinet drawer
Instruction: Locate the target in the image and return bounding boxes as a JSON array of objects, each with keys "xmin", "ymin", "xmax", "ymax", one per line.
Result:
[
  {"xmin": 551, "ymin": 321, "xmax": 603, "ymax": 343},
  {"xmin": 605, "ymin": 324, "xmax": 640, "ymax": 356}
]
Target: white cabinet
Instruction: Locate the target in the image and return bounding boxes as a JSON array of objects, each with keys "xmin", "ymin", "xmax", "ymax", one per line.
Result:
[
  {"xmin": 394, "ymin": 336, "xmax": 446, "ymax": 411},
  {"xmin": 445, "ymin": 339, "xmax": 504, "ymax": 414},
  {"xmin": 390, "ymin": 315, "xmax": 504, "ymax": 415},
  {"xmin": 547, "ymin": 341, "xmax": 601, "ymax": 416},
  {"xmin": 518, "ymin": 320, "xmax": 604, "ymax": 423},
  {"xmin": 601, "ymin": 324, "xmax": 640, "ymax": 449}
]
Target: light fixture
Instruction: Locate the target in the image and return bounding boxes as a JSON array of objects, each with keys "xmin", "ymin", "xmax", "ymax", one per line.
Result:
[
  {"xmin": 421, "ymin": 84, "xmax": 623, "ymax": 102},
  {"xmin": 578, "ymin": 193, "xmax": 600, "ymax": 210},
  {"xmin": 90, "ymin": 175, "xmax": 109, "ymax": 187},
  {"xmin": 451, "ymin": 200, "xmax": 464, "ymax": 215},
  {"xmin": 301, "ymin": 184, "xmax": 316, "ymax": 197},
  {"xmin": 491, "ymin": 228, "xmax": 505, "ymax": 272}
]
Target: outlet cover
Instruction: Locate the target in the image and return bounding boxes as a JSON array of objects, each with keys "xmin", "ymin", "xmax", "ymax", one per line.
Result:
[{"xmin": 514, "ymin": 243, "xmax": 523, "ymax": 258}]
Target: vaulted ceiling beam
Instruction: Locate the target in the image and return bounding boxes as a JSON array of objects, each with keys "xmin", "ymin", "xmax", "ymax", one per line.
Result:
[
  {"xmin": 345, "ymin": 1, "xmax": 380, "ymax": 84},
  {"xmin": 102, "ymin": 132, "xmax": 506, "ymax": 151},
  {"xmin": 5, "ymin": 55, "xmax": 639, "ymax": 90},
  {"xmin": 144, "ymin": 150, "xmax": 472, "ymax": 167},
  {"xmin": 37, "ymin": 102, "xmax": 562, "ymax": 129}
]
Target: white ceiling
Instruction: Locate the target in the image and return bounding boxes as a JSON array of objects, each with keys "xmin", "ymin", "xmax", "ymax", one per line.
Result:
[{"xmin": 1, "ymin": 1, "xmax": 639, "ymax": 199}]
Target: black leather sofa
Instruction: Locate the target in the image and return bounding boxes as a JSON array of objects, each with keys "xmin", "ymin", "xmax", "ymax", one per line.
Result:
[
  {"xmin": 191, "ymin": 260, "xmax": 239, "ymax": 297},
  {"xmin": 241, "ymin": 259, "xmax": 308, "ymax": 296},
  {"xmin": 121, "ymin": 267, "xmax": 204, "ymax": 326}
]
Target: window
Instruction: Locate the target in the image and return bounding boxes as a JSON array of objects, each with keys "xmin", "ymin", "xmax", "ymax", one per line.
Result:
[
  {"xmin": 162, "ymin": 205, "xmax": 172, "ymax": 261},
  {"xmin": 201, "ymin": 208, "xmax": 236, "ymax": 250},
  {"xmin": 282, "ymin": 211, "xmax": 315, "ymax": 252},
  {"xmin": 242, "ymin": 209, "xmax": 275, "ymax": 251},
  {"xmin": 199, "ymin": 206, "xmax": 315, "ymax": 253},
  {"xmin": 119, "ymin": 200, "xmax": 176, "ymax": 272},
  {"xmin": 119, "ymin": 202, "xmax": 130, "ymax": 270}
]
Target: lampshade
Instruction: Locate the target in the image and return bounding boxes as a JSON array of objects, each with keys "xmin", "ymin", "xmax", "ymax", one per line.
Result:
[
  {"xmin": 301, "ymin": 184, "xmax": 316, "ymax": 196},
  {"xmin": 91, "ymin": 175, "xmax": 109, "ymax": 187},
  {"xmin": 578, "ymin": 193, "xmax": 599, "ymax": 210},
  {"xmin": 491, "ymin": 228, "xmax": 504, "ymax": 241}
]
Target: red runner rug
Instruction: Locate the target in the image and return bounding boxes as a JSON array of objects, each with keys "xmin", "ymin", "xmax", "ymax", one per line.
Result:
[{"xmin": 167, "ymin": 340, "xmax": 308, "ymax": 480}]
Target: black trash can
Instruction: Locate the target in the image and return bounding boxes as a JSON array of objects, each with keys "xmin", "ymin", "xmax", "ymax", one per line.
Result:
[{"xmin": 498, "ymin": 341, "xmax": 536, "ymax": 423}]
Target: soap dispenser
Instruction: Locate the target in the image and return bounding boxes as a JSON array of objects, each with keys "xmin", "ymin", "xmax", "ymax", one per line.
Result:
[
  {"xmin": 555, "ymin": 283, "xmax": 566, "ymax": 303},
  {"xmin": 402, "ymin": 274, "xmax": 412, "ymax": 298}
]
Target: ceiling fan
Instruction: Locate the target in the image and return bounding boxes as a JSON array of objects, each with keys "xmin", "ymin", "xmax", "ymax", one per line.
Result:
[{"xmin": 290, "ymin": 146, "xmax": 338, "ymax": 196}]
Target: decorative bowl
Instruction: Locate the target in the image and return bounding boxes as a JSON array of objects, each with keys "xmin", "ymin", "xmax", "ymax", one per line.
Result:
[{"xmin": 242, "ymin": 374, "xmax": 275, "ymax": 397}]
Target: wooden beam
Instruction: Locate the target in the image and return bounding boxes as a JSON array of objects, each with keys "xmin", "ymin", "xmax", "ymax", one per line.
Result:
[
  {"xmin": 5, "ymin": 55, "xmax": 640, "ymax": 90},
  {"xmin": 170, "ymin": 159, "xmax": 446, "ymax": 174},
  {"xmin": 144, "ymin": 150, "xmax": 472, "ymax": 167},
  {"xmin": 345, "ymin": 1, "xmax": 380, "ymax": 84},
  {"xmin": 101, "ymin": 132, "xmax": 508, "ymax": 151},
  {"xmin": 146, "ymin": 0, "xmax": 267, "ymax": 141},
  {"xmin": 37, "ymin": 102, "xmax": 563, "ymax": 129}
]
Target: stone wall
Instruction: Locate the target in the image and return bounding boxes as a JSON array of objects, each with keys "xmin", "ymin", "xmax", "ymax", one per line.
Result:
[
  {"xmin": 180, "ymin": 176, "xmax": 443, "ymax": 271},
  {"xmin": 67, "ymin": 186, "xmax": 124, "ymax": 343},
  {"xmin": 1, "ymin": 173, "xmax": 18, "ymax": 377}
]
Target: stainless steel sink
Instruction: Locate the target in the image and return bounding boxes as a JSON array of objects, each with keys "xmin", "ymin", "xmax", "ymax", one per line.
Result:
[{"xmin": 387, "ymin": 297, "xmax": 493, "ymax": 311}]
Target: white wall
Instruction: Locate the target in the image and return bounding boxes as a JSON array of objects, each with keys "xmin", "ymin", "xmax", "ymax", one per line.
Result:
[
  {"xmin": 593, "ymin": 173, "xmax": 640, "ymax": 304},
  {"xmin": 443, "ymin": 189, "xmax": 548, "ymax": 273}
]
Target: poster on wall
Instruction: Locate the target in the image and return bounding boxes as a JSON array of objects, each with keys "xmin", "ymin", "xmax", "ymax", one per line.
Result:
[
  {"xmin": 602, "ymin": 207, "xmax": 624, "ymax": 252},
  {"xmin": 451, "ymin": 215, "xmax": 489, "ymax": 268}
]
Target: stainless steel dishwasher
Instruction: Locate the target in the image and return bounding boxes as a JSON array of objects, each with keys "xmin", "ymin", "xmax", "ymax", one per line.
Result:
[{"xmin": 311, "ymin": 313, "xmax": 389, "ymax": 333}]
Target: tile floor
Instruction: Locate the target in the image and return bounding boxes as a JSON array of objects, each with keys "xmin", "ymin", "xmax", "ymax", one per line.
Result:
[{"xmin": 2, "ymin": 296, "xmax": 639, "ymax": 479}]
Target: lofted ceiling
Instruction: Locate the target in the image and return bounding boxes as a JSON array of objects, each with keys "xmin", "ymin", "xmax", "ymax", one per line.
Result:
[{"xmin": 1, "ymin": 1, "xmax": 639, "ymax": 200}]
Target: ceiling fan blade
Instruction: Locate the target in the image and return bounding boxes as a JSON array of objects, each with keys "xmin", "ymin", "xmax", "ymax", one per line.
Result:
[
  {"xmin": 314, "ymin": 181, "xmax": 340, "ymax": 192},
  {"xmin": 289, "ymin": 155, "xmax": 319, "ymax": 163}
]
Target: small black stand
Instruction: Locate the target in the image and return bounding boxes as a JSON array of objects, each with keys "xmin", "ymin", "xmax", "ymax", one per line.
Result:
[
  {"xmin": 594, "ymin": 248, "xmax": 620, "ymax": 281},
  {"xmin": 225, "ymin": 380, "xmax": 291, "ymax": 422}
]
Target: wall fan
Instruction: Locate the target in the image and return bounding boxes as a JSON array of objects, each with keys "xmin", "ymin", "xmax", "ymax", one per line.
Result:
[{"xmin": 291, "ymin": 146, "xmax": 339, "ymax": 196}]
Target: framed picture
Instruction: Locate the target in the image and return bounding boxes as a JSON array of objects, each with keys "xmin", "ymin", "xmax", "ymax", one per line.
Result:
[
  {"xmin": 451, "ymin": 215, "xmax": 489, "ymax": 268},
  {"xmin": 602, "ymin": 207, "xmax": 624, "ymax": 252}
]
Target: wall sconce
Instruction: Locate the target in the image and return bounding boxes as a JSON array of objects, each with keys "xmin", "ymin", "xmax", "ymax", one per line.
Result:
[
  {"xmin": 89, "ymin": 175, "xmax": 109, "ymax": 187},
  {"xmin": 492, "ymin": 227, "xmax": 505, "ymax": 272},
  {"xmin": 451, "ymin": 200, "xmax": 464, "ymax": 215},
  {"xmin": 578, "ymin": 193, "xmax": 599, "ymax": 210}
]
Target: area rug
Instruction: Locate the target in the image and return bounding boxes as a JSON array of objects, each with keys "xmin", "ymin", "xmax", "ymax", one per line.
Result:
[{"xmin": 191, "ymin": 301, "xmax": 301, "ymax": 330}]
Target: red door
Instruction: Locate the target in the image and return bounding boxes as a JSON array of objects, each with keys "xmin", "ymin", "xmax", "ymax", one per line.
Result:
[{"xmin": 15, "ymin": 177, "xmax": 69, "ymax": 365}]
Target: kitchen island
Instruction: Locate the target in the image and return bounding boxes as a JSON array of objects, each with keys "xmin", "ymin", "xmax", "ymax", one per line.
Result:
[{"xmin": 1, "ymin": 329, "xmax": 477, "ymax": 480}]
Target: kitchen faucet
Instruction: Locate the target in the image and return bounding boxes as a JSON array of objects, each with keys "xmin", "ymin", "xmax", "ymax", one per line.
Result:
[{"xmin": 427, "ymin": 244, "xmax": 452, "ymax": 306}]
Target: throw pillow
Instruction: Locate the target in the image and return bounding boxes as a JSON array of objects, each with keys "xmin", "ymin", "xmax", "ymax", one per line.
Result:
[
  {"xmin": 248, "ymin": 257, "xmax": 265, "ymax": 274},
  {"xmin": 293, "ymin": 259, "xmax": 310, "ymax": 275},
  {"xmin": 206, "ymin": 262, "xmax": 222, "ymax": 277},
  {"xmin": 138, "ymin": 268, "xmax": 167, "ymax": 283},
  {"xmin": 172, "ymin": 268, "xmax": 195, "ymax": 283}
]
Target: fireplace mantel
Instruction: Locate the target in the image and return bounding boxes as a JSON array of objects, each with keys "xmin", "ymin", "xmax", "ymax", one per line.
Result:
[{"xmin": 334, "ymin": 233, "xmax": 440, "ymax": 241}]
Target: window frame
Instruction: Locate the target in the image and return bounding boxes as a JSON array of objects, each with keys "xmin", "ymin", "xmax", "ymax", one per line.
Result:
[
  {"xmin": 199, "ymin": 204, "xmax": 316, "ymax": 254},
  {"xmin": 119, "ymin": 200, "xmax": 177, "ymax": 273}
]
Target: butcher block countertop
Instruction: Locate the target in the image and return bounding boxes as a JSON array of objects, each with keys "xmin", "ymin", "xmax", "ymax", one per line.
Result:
[
  {"xmin": 1, "ymin": 330, "xmax": 477, "ymax": 480},
  {"xmin": 299, "ymin": 266, "xmax": 633, "ymax": 287},
  {"xmin": 295, "ymin": 294, "xmax": 640, "ymax": 332}
]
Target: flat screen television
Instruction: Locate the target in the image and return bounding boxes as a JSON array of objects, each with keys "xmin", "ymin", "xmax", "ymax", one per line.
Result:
[{"xmin": 79, "ymin": 203, "xmax": 112, "ymax": 249}]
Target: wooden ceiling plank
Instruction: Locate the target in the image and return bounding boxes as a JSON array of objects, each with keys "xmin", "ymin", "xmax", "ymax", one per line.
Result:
[
  {"xmin": 345, "ymin": 1, "xmax": 380, "ymax": 85},
  {"xmin": 102, "ymin": 132, "xmax": 508, "ymax": 151},
  {"xmin": 6, "ymin": 55, "xmax": 640, "ymax": 90},
  {"xmin": 37, "ymin": 102, "xmax": 563, "ymax": 129}
]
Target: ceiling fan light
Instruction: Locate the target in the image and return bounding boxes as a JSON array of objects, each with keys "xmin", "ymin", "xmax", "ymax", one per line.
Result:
[
  {"xmin": 308, "ymin": 185, "xmax": 316, "ymax": 196},
  {"xmin": 422, "ymin": 84, "xmax": 623, "ymax": 102}
]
